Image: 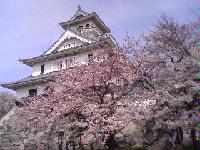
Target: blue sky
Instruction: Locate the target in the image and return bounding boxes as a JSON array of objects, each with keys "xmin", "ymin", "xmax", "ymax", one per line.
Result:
[{"xmin": 0, "ymin": 0, "xmax": 198, "ymax": 93}]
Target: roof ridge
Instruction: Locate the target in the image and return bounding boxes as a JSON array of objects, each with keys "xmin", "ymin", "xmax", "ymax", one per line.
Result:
[{"xmin": 69, "ymin": 5, "xmax": 90, "ymax": 21}]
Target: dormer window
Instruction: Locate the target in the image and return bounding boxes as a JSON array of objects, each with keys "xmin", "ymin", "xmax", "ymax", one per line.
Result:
[{"xmin": 78, "ymin": 26, "xmax": 83, "ymax": 32}]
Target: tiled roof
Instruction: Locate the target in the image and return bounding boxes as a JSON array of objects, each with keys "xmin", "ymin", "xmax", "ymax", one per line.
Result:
[
  {"xmin": 19, "ymin": 35, "xmax": 115, "ymax": 67},
  {"xmin": 1, "ymin": 71, "xmax": 60, "ymax": 90},
  {"xmin": 59, "ymin": 12, "xmax": 111, "ymax": 33}
]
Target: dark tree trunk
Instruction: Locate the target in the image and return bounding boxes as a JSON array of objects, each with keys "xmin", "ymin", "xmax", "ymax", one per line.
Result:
[
  {"xmin": 65, "ymin": 141, "xmax": 69, "ymax": 150},
  {"xmin": 191, "ymin": 129, "xmax": 198, "ymax": 150},
  {"xmin": 105, "ymin": 133, "xmax": 118, "ymax": 150},
  {"xmin": 90, "ymin": 143, "xmax": 94, "ymax": 150}
]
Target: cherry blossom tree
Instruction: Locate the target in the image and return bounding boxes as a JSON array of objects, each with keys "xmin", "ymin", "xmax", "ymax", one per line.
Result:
[
  {"xmin": 139, "ymin": 15, "xmax": 199, "ymax": 149},
  {"xmin": 17, "ymin": 42, "xmax": 163, "ymax": 148},
  {"xmin": 0, "ymin": 92, "xmax": 16, "ymax": 119},
  {"xmin": 192, "ymin": 13, "xmax": 200, "ymax": 149}
]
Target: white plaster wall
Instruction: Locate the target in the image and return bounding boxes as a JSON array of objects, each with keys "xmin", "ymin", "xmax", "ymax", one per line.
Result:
[
  {"xmin": 22, "ymin": 51, "xmax": 95, "ymax": 98},
  {"xmin": 32, "ymin": 50, "xmax": 93, "ymax": 76},
  {"xmin": 71, "ymin": 20, "xmax": 103, "ymax": 37},
  {"xmin": 16, "ymin": 83, "xmax": 49, "ymax": 98},
  {"xmin": 52, "ymin": 51, "xmax": 93, "ymax": 70},
  {"xmin": 32, "ymin": 61, "xmax": 53, "ymax": 76}
]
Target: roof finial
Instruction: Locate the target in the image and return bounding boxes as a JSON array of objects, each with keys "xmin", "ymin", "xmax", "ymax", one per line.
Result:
[{"xmin": 78, "ymin": 5, "xmax": 82, "ymax": 11}]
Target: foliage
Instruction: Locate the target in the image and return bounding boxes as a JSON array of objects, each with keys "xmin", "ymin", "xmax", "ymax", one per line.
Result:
[
  {"xmin": 140, "ymin": 14, "xmax": 198, "ymax": 148},
  {"xmin": 0, "ymin": 92, "xmax": 16, "ymax": 119},
  {"xmin": 16, "ymin": 14, "xmax": 198, "ymax": 149},
  {"xmin": 18, "ymin": 42, "xmax": 163, "ymax": 146}
]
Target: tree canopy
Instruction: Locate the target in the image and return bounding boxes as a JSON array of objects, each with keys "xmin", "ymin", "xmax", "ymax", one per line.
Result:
[{"xmin": 16, "ymin": 15, "xmax": 198, "ymax": 149}]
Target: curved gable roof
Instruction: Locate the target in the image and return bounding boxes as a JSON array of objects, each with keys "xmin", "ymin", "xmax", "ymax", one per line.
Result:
[
  {"xmin": 59, "ymin": 6, "xmax": 111, "ymax": 33},
  {"xmin": 43, "ymin": 29, "xmax": 94, "ymax": 55}
]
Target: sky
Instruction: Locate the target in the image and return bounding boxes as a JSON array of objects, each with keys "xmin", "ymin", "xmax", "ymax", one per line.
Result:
[{"xmin": 0, "ymin": 0, "xmax": 198, "ymax": 93}]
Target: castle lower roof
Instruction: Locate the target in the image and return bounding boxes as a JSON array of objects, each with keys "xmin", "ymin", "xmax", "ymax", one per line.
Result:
[
  {"xmin": 19, "ymin": 34, "xmax": 115, "ymax": 67},
  {"xmin": 1, "ymin": 71, "xmax": 61, "ymax": 90}
]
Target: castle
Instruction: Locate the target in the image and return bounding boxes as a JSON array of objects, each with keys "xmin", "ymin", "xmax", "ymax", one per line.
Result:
[{"xmin": 2, "ymin": 6, "xmax": 116, "ymax": 98}]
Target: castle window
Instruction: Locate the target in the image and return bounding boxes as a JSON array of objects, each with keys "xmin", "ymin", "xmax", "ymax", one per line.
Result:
[
  {"xmin": 78, "ymin": 26, "xmax": 83, "ymax": 32},
  {"xmin": 29, "ymin": 89, "xmax": 37, "ymax": 97},
  {"xmin": 57, "ymin": 60, "xmax": 63, "ymax": 69},
  {"xmin": 65, "ymin": 59, "xmax": 68, "ymax": 68},
  {"xmin": 69, "ymin": 58, "xmax": 73, "ymax": 66},
  {"xmin": 116, "ymin": 78, "xmax": 121, "ymax": 85},
  {"xmin": 88, "ymin": 53, "xmax": 93, "ymax": 63},
  {"xmin": 64, "ymin": 44, "xmax": 67, "ymax": 48},
  {"xmin": 69, "ymin": 57, "xmax": 75, "ymax": 67},
  {"xmin": 85, "ymin": 24, "xmax": 90, "ymax": 29},
  {"xmin": 100, "ymin": 76, "xmax": 103, "ymax": 84},
  {"xmin": 41, "ymin": 64, "xmax": 45, "ymax": 74},
  {"xmin": 88, "ymin": 53, "xmax": 93, "ymax": 59}
]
